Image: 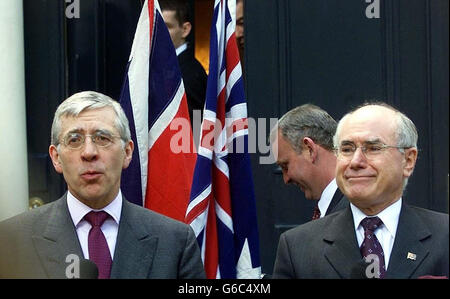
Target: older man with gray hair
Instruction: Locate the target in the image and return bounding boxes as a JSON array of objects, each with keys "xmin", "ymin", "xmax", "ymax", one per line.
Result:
[
  {"xmin": 270, "ymin": 104, "xmax": 347, "ymax": 221},
  {"xmin": 273, "ymin": 102, "xmax": 448, "ymax": 279},
  {"xmin": 0, "ymin": 91, "xmax": 205, "ymax": 279}
]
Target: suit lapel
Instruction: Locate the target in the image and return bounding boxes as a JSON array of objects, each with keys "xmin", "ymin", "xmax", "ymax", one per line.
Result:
[
  {"xmin": 385, "ymin": 204, "xmax": 431, "ymax": 278},
  {"xmin": 323, "ymin": 207, "xmax": 362, "ymax": 278},
  {"xmin": 325, "ymin": 188, "xmax": 346, "ymax": 215},
  {"xmin": 110, "ymin": 200, "xmax": 158, "ymax": 278},
  {"xmin": 32, "ymin": 195, "xmax": 83, "ymax": 278}
]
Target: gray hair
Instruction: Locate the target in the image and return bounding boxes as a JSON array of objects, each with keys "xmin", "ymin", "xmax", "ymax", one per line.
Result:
[
  {"xmin": 51, "ymin": 91, "xmax": 131, "ymax": 147},
  {"xmin": 270, "ymin": 104, "xmax": 337, "ymax": 153},
  {"xmin": 333, "ymin": 102, "xmax": 418, "ymax": 150},
  {"xmin": 333, "ymin": 102, "xmax": 418, "ymax": 189}
]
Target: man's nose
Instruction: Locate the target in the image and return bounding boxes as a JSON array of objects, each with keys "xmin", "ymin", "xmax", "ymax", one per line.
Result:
[
  {"xmin": 349, "ymin": 147, "xmax": 368, "ymax": 169},
  {"xmin": 80, "ymin": 138, "xmax": 99, "ymax": 160},
  {"xmin": 236, "ymin": 26, "xmax": 243, "ymax": 38}
]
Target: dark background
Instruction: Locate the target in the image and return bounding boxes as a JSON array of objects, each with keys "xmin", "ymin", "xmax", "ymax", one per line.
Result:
[{"xmin": 23, "ymin": 0, "xmax": 448, "ymax": 275}]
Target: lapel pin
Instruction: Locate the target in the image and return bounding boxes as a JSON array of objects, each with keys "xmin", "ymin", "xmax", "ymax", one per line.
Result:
[{"xmin": 407, "ymin": 252, "xmax": 417, "ymax": 261}]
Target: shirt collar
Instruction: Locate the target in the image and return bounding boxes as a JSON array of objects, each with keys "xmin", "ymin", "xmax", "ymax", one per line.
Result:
[
  {"xmin": 317, "ymin": 178, "xmax": 338, "ymax": 216},
  {"xmin": 351, "ymin": 198, "xmax": 402, "ymax": 238},
  {"xmin": 175, "ymin": 42, "xmax": 188, "ymax": 56},
  {"xmin": 67, "ymin": 190, "xmax": 122, "ymax": 227}
]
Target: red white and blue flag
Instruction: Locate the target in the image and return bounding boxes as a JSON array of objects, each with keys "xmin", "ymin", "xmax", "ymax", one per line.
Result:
[
  {"xmin": 119, "ymin": 0, "xmax": 196, "ymax": 222},
  {"xmin": 185, "ymin": 0, "xmax": 261, "ymax": 279}
]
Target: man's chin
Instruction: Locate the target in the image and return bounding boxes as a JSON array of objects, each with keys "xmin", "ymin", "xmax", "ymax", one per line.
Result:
[
  {"xmin": 344, "ymin": 189, "xmax": 376, "ymax": 206},
  {"xmin": 71, "ymin": 187, "xmax": 107, "ymax": 205}
]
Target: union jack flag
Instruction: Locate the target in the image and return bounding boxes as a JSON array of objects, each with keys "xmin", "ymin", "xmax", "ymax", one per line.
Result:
[
  {"xmin": 119, "ymin": 0, "xmax": 196, "ymax": 222},
  {"xmin": 185, "ymin": 0, "xmax": 261, "ymax": 279}
]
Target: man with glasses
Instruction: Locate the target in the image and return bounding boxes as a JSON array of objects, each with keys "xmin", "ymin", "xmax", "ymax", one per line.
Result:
[
  {"xmin": 0, "ymin": 91, "xmax": 205, "ymax": 279},
  {"xmin": 273, "ymin": 103, "xmax": 448, "ymax": 279}
]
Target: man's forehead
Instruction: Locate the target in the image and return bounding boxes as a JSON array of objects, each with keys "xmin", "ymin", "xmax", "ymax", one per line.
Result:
[
  {"xmin": 275, "ymin": 134, "xmax": 299, "ymax": 158},
  {"xmin": 338, "ymin": 125, "xmax": 395, "ymax": 144},
  {"xmin": 349, "ymin": 105, "xmax": 397, "ymax": 122},
  {"xmin": 60, "ymin": 107, "xmax": 116, "ymax": 129},
  {"xmin": 63, "ymin": 106, "xmax": 115, "ymax": 118},
  {"xmin": 340, "ymin": 107, "xmax": 397, "ymax": 136},
  {"xmin": 162, "ymin": 10, "xmax": 178, "ymax": 23}
]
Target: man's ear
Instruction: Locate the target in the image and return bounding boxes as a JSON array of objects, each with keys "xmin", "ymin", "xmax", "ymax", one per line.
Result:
[
  {"xmin": 181, "ymin": 21, "xmax": 192, "ymax": 39},
  {"xmin": 122, "ymin": 140, "xmax": 134, "ymax": 169},
  {"xmin": 49, "ymin": 145, "xmax": 63, "ymax": 174},
  {"xmin": 302, "ymin": 137, "xmax": 318, "ymax": 162},
  {"xmin": 403, "ymin": 147, "xmax": 418, "ymax": 178}
]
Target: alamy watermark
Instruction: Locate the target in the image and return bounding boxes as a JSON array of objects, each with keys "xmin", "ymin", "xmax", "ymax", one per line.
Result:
[
  {"xmin": 65, "ymin": 253, "xmax": 81, "ymax": 278},
  {"xmin": 364, "ymin": 254, "xmax": 382, "ymax": 279},
  {"xmin": 365, "ymin": 0, "xmax": 380, "ymax": 19},
  {"xmin": 167, "ymin": 111, "xmax": 279, "ymax": 165},
  {"xmin": 65, "ymin": 0, "xmax": 80, "ymax": 19}
]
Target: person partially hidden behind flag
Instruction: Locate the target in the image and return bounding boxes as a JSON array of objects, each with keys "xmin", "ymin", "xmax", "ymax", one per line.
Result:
[
  {"xmin": 273, "ymin": 102, "xmax": 449, "ymax": 279},
  {"xmin": 160, "ymin": 0, "xmax": 207, "ymax": 131},
  {"xmin": 0, "ymin": 91, "xmax": 206, "ymax": 279},
  {"xmin": 235, "ymin": 0, "xmax": 245, "ymax": 71}
]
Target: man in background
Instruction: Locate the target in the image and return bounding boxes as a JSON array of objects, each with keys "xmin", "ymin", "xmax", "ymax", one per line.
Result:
[
  {"xmin": 235, "ymin": 0, "xmax": 245, "ymax": 66},
  {"xmin": 270, "ymin": 104, "xmax": 347, "ymax": 221},
  {"xmin": 160, "ymin": 0, "xmax": 207, "ymax": 130}
]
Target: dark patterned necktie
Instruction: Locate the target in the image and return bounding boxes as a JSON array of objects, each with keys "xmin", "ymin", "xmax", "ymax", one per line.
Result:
[
  {"xmin": 360, "ymin": 216, "xmax": 386, "ymax": 279},
  {"xmin": 84, "ymin": 211, "xmax": 112, "ymax": 279},
  {"xmin": 312, "ymin": 205, "xmax": 321, "ymax": 220}
]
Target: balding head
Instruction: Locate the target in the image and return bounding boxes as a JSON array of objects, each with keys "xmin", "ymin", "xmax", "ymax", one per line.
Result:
[{"xmin": 334, "ymin": 102, "xmax": 418, "ymax": 215}]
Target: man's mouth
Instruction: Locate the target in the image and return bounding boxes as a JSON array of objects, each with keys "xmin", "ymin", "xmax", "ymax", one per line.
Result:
[
  {"xmin": 81, "ymin": 171, "xmax": 103, "ymax": 180},
  {"xmin": 346, "ymin": 175, "xmax": 375, "ymax": 182}
]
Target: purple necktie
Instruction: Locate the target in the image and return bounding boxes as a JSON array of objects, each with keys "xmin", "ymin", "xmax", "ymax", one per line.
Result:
[
  {"xmin": 312, "ymin": 205, "xmax": 321, "ymax": 220},
  {"xmin": 84, "ymin": 211, "xmax": 112, "ymax": 279},
  {"xmin": 360, "ymin": 216, "xmax": 386, "ymax": 279}
]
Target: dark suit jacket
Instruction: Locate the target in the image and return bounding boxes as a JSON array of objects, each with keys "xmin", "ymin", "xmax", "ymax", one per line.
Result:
[
  {"xmin": 273, "ymin": 203, "xmax": 449, "ymax": 279},
  {"xmin": 178, "ymin": 46, "xmax": 207, "ymax": 125},
  {"xmin": 324, "ymin": 188, "xmax": 347, "ymax": 216},
  {"xmin": 0, "ymin": 194, "xmax": 206, "ymax": 279}
]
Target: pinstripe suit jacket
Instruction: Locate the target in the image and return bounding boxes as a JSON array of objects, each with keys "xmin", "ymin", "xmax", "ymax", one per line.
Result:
[
  {"xmin": 273, "ymin": 203, "xmax": 449, "ymax": 279},
  {"xmin": 0, "ymin": 194, "xmax": 205, "ymax": 279}
]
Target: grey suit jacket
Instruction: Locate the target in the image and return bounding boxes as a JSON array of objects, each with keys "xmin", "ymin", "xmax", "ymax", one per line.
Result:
[
  {"xmin": 273, "ymin": 203, "xmax": 449, "ymax": 279},
  {"xmin": 0, "ymin": 194, "xmax": 206, "ymax": 279},
  {"xmin": 324, "ymin": 188, "xmax": 347, "ymax": 216}
]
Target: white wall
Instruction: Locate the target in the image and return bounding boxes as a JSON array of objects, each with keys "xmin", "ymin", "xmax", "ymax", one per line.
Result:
[{"xmin": 0, "ymin": 0, "xmax": 29, "ymax": 220}]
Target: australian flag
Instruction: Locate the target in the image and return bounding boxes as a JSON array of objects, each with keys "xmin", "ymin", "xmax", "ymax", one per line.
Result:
[{"xmin": 184, "ymin": 0, "xmax": 261, "ymax": 279}]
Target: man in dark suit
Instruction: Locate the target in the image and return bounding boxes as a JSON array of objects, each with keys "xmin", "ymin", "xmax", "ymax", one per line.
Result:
[
  {"xmin": 0, "ymin": 91, "xmax": 206, "ymax": 279},
  {"xmin": 273, "ymin": 103, "xmax": 449, "ymax": 279},
  {"xmin": 270, "ymin": 104, "xmax": 348, "ymax": 220},
  {"xmin": 160, "ymin": 0, "xmax": 207, "ymax": 131},
  {"xmin": 235, "ymin": 0, "xmax": 245, "ymax": 70}
]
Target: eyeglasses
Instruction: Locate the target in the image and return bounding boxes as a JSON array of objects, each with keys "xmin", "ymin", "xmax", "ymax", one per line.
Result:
[
  {"xmin": 335, "ymin": 142, "xmax": 411, "ymax": 160},
  {"xmin": 62, "ymin": 131, "xmax": 120, "ymax": 149}
]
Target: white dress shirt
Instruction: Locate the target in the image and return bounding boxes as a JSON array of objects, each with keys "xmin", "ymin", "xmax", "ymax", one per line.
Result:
[
  {"xmin": 67, "ymin": 190, "xmax": 122, "ymax": 260},
  {"xmin": 350, "ymin": 198, "xmax": 402, "ymax": 269},
  {"xmin": 175, "ymin": 42, "xmax": 188, "ymax": 57},
  {"xmin": 317, "ymin": 178, "xmax": 338, "ymax": 218}
]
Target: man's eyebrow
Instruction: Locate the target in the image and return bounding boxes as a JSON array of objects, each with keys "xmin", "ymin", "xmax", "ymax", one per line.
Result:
[
  {"xmin": 364, "ymin": 138, "xmax": 383, "ymax": 145},
  {"xmin": 340, "ymin": 138, "xmax": 383, "ymax": 145},
  {"xmin": 340, "ymin": 140, "xmax": 355, "ymax": 145},
  {"xmin": 65, "ymin": 128, "xmax": 114, "ymax": 135},
  {"xmin": 95, "ymin": 129, "xmax": 114, "ymax": 135},
  {"xmin": 66, "ymin": 128, "xmax": 84, "ymax": 134}
]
